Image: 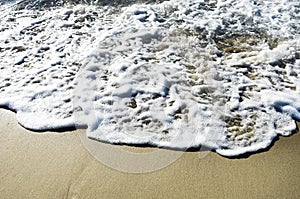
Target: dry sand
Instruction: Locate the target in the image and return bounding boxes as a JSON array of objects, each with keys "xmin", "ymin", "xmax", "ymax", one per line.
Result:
[{"xmin": 0, "ymin": 108, "xmax": 299, "ymax": 198}]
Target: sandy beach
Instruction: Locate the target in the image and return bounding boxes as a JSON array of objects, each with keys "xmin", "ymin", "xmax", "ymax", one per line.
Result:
[
  {"xmin": 0, "ymin": 108, "xmax": 299, "ymax": 198},
  {"xmin": 0, "ymin": 1, "xmax": 299, "ymax": 198}
]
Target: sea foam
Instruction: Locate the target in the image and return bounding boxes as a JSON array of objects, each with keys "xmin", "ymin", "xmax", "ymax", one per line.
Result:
[{"xmin": 0, "ymin": 0, "xmax": 299, "ymax": 156}]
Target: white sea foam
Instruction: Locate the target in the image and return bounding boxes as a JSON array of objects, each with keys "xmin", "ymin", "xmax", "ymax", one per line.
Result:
[{"xmin": 0, "ymin": 0, "xmax": 299, "ymax": 156}]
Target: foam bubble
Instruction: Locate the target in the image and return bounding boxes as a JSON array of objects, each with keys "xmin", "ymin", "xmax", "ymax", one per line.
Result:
[{"xmin": 0, "ymin": 0, "xmax": 299, "ymax": 156}]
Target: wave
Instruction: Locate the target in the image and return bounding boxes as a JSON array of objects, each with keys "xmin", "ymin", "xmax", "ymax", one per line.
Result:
[{"xmin": 0, "ymin": 0, "xmax": 299, "ymax": 157}]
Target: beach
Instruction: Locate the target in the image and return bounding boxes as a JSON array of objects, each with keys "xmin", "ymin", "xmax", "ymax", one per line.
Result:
[
  {"xmin": 1, "ymin": 1, "xmax": 300, "ymax": 198},
  {"xmin": 1, "ymin": 108, "xmax": 299, "ymax": 198}
]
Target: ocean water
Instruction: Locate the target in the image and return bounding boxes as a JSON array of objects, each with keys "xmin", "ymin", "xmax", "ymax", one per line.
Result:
[{"xmin": 0, "ymin": 0, "xmax": 299, "ymax": 156}]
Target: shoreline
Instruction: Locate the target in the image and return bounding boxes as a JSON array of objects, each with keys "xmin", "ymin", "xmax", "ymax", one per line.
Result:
[{"xmin": 0, "ymin": 108, "xmax": 299, "ymax": 198}]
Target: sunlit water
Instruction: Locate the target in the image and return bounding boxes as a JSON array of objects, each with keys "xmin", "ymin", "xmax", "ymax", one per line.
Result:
[{"xmin": 0, "ymin": 0, "xmax": 299, "ymax": 156}]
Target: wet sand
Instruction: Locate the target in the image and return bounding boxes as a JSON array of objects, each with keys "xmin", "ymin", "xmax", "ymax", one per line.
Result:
[{"xmin": 0, "ymin": 109, "xmax": 299, "ymax": 198}]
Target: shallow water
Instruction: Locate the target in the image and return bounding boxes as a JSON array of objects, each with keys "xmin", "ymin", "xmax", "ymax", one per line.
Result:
[{"xmin": 0, "ymin": 0, "xmax": 299, "ymax": 156}]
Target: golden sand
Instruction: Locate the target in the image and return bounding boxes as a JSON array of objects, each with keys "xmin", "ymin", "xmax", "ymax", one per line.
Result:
[{"xmin": 0, "ymin": 109, "xmax": 299, "ymax": 198}]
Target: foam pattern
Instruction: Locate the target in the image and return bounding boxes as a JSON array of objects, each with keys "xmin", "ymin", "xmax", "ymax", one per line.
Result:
[{"xmin": 0, "ymin": 0, "xmax": 299, "ymax": 156}]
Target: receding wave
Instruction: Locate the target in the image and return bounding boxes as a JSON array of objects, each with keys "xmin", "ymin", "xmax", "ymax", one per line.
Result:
[{"xmin": 0, "ymin": 0, "xmax": 299, "ymax": 156}]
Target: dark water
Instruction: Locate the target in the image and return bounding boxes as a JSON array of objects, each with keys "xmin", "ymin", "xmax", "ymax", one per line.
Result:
[{"xmin": 2, "ymin": 0, "xmax": 166, "ymax": 9}]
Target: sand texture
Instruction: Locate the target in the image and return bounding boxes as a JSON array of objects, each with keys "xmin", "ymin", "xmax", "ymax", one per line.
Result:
[{"xmin": 0, "ymin": 109, "xmax": 299, "ymax": 198}]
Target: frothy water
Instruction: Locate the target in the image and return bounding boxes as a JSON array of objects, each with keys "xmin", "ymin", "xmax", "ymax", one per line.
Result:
[{"xmin": 0, "ymin": 0, "xmax": 299, "ymax": 157}]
